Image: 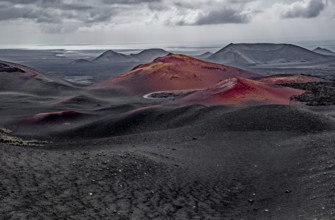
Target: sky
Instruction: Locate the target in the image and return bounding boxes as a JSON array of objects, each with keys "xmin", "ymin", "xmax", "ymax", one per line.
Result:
[{"xmin": 0, "ymin": 0, "xmax": 334, "ymax": 47}]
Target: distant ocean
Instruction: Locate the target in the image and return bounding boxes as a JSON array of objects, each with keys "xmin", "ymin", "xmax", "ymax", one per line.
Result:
[{"xmin": 1, "ymin": 40, "xmax": 335, "ymax": 56}]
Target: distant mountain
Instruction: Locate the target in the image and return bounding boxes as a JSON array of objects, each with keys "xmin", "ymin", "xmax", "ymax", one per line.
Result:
[
  {"xmin": 195, "ymin": 52, "xmax": 213, "ymax": 60},
  {"xmin": 208, "ymin": 43, "xmax": 331, "ymax": 66},
  {"xmin": 93, "ymin": 49, "xmax": 169, "ymax": 63},
  {"xmin": 130, "ymin": 49, "xmax": 169, "ymax": 62},
  {"xmin": 93, "ymin": 50, "xmax": 135, "ymax": 63},
  {"xmin": 91, "ymin": 53, "xmax": 260, "ymax": 95},
  {"xmin": 70, "ymin": 59, "xmax": 93, "ymax": 65},
  {"xmin": 313, "ymin": 47, "xmax": 335, "ymax": 56}
]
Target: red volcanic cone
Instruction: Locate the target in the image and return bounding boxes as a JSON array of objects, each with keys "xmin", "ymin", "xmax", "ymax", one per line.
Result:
[
  {"xmin": 92, "ymin": 53, "xmax": 261, "ymax": 95},
  {"xmin": 180, "ymin": 77, "xmax": 305, "ymax": 106}
]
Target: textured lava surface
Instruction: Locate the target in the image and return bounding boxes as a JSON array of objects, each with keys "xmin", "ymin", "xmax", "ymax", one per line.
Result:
[{"xmin": 258, "ymin": 74, "xmax": 326, "ymax": 85}]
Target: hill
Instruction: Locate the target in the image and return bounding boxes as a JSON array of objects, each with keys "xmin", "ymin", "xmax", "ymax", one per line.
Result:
[
  {"xmin": 92, "ymin": 49, "xmax": 169, "ymax": 63},
  {"xmin": 0, "ymin": 60, "xmax": 77, "ymax": 95},
  {"xmin": 92, "ymin": 53, "xmax": 261, "ymax": 95},
  {"xmin": 70, "ymin": 59, "xmax": 93, "ymax": 65},
  {"xmin": 93, "ymin": 50, "xmax": 135, "ymax": 63},
  {"xmin": 180, "ymin": 77, "xmax": 304, "ymax": 106},
  {"xmin": 130, "ymin": 49, "xmax": 169, "ymax": 62},
  {"xmin": 59, "ymin": 104, "xmax": 335, "ymax": 138},
  {"xmin": 195, "ymin": 52, "xmax": 213, "ymax": 60},
  {"xmin": 208, "ymin": 43, "xmax": 330, "ymax": 66},
  {"xmin": 313, "ymin": 47, "xmax": 335, "ymax": 56}
]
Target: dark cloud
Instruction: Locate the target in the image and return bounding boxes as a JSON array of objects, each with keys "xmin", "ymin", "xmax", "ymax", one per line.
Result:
[
  {"xmin": 0, "ymin": 0, "xmax": 161, "ymax": 24},
  {"xmin": 103, "ymin": 0, "xmax": 161, "ymax": 4},
  {"xmin": 0, "ymin": 0, "xmax": 93, "ymax": 10},
  {"xmin": 281, "ymin": 0, "xmax": 327, "ymax": 19},
  {"xmin": 58, "ymin": 4, "xmax": 93, "ymax": 11},
  {"xmin": 0, "ymin": 1, "xmax": 124, "ymax": 25},
  {"xmin": 193, "ymin": 9, "xmax": 250, "ymax": 25},
  {"xmin": 0, "ymin": 0, "xmax": 53, "ymax": 4},
  {"xmin": 0, "ymin": 0, "xmax": 332, "ymax": 34},
  {"xmin": 0, "ymin": 3, "xmax": 58, "ymax": 23},
  {"xmin": 226, "ymin": 0, "xmax": 257, "ymax": 4},
  {"xmin": 0, "ymin": 6, "xmax": 29, "ymax": 21},
  {"xmin": 154, "ymin": 0, "xmax": 255, "ymax": 26}
]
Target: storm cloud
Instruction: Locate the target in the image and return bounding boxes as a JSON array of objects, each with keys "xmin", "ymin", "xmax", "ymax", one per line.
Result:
[
  {"xmin": 193, "ymin": 9, "xmax": 250, "ymax": 25},
  {"xmin": 280, "ymin": 0, "xmax": 328, "ymax": 19},
  {"xmin": 0, "ymin": 0, "xmax": 332, "ymax": 32},
  {"xmin": 0, "ymin": 0, "xmax": 140, "ymax": 32},
  {"xmin": 0, "ymin": 0, "xmax": 334, "ymax": 45}
]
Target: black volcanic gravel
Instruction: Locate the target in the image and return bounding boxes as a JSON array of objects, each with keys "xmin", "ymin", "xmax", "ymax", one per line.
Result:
[{"xmin": 283, "ymin": 81, "xmax": 335, "ymax": 106}]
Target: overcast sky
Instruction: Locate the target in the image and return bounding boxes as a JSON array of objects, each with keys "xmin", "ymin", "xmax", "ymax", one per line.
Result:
[{"xmin": 0, "ymin": 0, "xmax": 334, "ymax": 47}]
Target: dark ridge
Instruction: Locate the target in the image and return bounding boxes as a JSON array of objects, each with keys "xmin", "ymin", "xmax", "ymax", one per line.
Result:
[
  {"xmin": 0, "ymin": 63, "xmax": 25, "ymax": 73},
  {"xmin": 202, "ymin": 105, "xmax": 335, "ymax": 132},
  {"xmin": 56, "ymin": 105, "xmax": 209, "ymax": 138},
  {"xmin": 56, "ymin": 105, "xmax": 335, "ymax": 139}
]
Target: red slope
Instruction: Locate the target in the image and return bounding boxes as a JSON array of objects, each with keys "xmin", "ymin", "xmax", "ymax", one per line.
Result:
[
  {"xmin": 180, "ymin": 77, "xmax": 305, "ymax": 106},
  {"xmin": 258, "ymin": 74, "xmax": 326, "ymax": 84},
  {"xmin": 22, "ymin": 110, "xmax": 82, "ymax": 124},
  {"xmin": 92, "ymin": 53, "xmax": 261, "ymax": 95}
]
